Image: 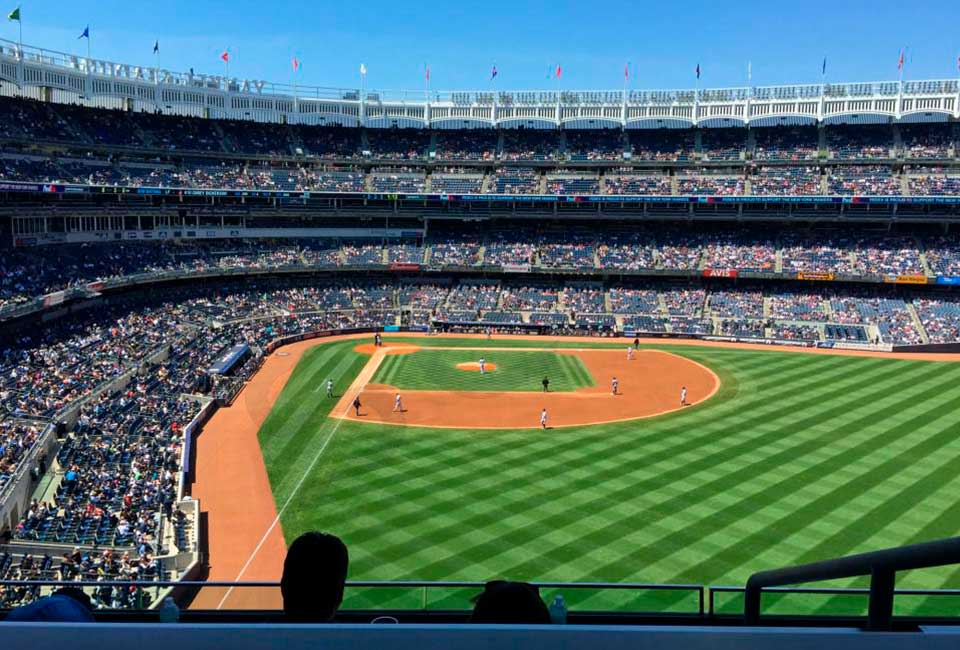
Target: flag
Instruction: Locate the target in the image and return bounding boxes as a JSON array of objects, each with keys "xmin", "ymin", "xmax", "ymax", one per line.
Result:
[
  {"xmin": 360, "ymin": 63, "xmax": 367, "ymax": 76},
  {"xmin": 695, "ymin": 63, "xmax": 700, "ymax": 79},
  {"xmin": 220, "ymin": 50, "xmax": 229, "ymax": 63},
  {"xmin": 822, "ymin": 56, "xmax": 827, "ymax": 76},
  {"xmin": 624, "ymin": 62, "xmax": 629, "ymax": 81},
  {"xmin": 7, "ymin": 6, "xmax": 19, "ymax": 21},
  {"xmin": 425, "ymin": 63, "xmax": 430, "ymax": 82},
  {"xmin": 747, "ymin": 60, "xmax": 752, "ymax": 82},
  {"xmin": 898, "ymin": 48, "xmax": 904, "ymax": 71},
  {"xmin": 957, "ymin": 54, "xmax": 960, "ymax": 71},
  {"xmin": 153, "ymin": 40, "xmax": 159, "ymax": 54},
  {"xmin": 555, "ymin": 64, "xmax": 562, "ymax": 79},
  {"xmin": 490, "ymin": 65, "xmax": 497, "ymax": 80},
  {"xmin": 78, "ymin": 25, "xmax": 89, "ymax": 39},
  {"xmin": 292, "ymin": 56, "xmax": 300, "ymax": 72}
]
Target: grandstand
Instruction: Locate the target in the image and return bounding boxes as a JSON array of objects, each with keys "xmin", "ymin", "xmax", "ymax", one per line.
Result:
[{"xmin": 4, "ymin": 34, "xmax": 960, "ymax": 647}]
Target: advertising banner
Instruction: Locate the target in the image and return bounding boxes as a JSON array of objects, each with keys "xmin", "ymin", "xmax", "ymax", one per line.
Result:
[
  {"xmin": 797, "ymin": 272, "xmax": 835, "ymax": 281},
  {"xmin": 885, "ymin": 275, "xmax": 929, "ymax": 285},
  {"xmin": 702, "ymin": 269, "xmax": 738, "ymax": 278}
]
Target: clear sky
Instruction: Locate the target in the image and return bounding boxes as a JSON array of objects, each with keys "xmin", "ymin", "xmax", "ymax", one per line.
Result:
[{"xmin": 3, "ymin": 0, "xmax": 959, "ymax": 92}]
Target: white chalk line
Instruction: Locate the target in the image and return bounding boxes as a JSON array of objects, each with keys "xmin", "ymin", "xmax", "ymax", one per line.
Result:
[{"xmin": 216, "ymin": 350, "xmax": 387, "ymax": 609}]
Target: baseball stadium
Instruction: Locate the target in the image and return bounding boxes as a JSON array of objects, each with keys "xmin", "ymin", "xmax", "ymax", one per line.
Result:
[{"xmin": 2, "ymin": 5, "xmax": 960, "ymax": 646}]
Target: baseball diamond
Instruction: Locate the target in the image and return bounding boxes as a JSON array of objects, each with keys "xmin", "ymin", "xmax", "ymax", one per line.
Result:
[{"xmin": 187, "ymin": 332, "xmax": 960, "ymax": 616}]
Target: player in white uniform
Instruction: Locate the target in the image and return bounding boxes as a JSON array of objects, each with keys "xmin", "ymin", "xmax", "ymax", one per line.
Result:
[
  {"xmin": 479, "ymin": 357, "xmax": 486, "ymax": 374},
  {"xmin": 394, "ymin": 393, "xmax": 404, "ymax": 412},
  {"xmin": 611, "ymin": 376, "xmax": 619, "ymax": 395},
  {"xmin": 680, "ymin": 386, "xmax": 687, "ymax": 406},
  {"xmin": 540, "ymin": 408, "xmax": 548, "ymax": 429},
  {"xmin": 627, "ymin": 346, "xmax": 634, "ymax": 360},
  {"xmin": 326, "ymin": 379, "xmax": 334, "ymax": 398}
]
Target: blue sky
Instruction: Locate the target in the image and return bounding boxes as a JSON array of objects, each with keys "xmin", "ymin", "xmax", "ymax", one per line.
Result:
[{"xmin": 4, "ymin": 1, "xmax": 960, "ymax": 91}]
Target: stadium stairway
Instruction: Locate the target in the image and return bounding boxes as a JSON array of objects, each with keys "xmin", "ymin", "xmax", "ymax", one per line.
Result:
[
  {"xmin": 919, "ymin": 246, "xmax": 934, "ymax": 277},
  {"xmin": 892, "ymin": 124, "xmax": 903, "ymax": 157},
  {"xmin": 906, "ymin": 303, "xmax": 931, "ymax": 344}
]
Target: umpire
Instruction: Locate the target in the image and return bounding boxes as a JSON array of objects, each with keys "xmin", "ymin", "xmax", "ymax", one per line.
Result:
[{"xmin": 541, "ymin": 376, "xmax": 550, "ymax": 392}]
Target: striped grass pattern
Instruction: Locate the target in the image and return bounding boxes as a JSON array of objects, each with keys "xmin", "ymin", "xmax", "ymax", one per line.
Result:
[
  {"xmin": 372, "ymin": 349, "xmax": 594, "ymax": 392},
  {"xmin": 257, "ymin": 338, "xmax": 960, "ymax": 614}
]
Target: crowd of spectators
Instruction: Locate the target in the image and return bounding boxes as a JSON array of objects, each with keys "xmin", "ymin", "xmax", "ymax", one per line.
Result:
[
  {"xmin": 752, "ymin": 127, "xmax": 819, "ymax": 161},
  {"xmin": 566, "ymin": 130, "xmax": 624, "ymax": 161},
  {"xmin": 749, "ymin": 166, "xmax": 821, "ymax": 195},
  {"xmin": 604, "ymin": 173, "xmax": 672, "ymax": 195},
  {"xmin": 827, "ymin": 125, "xmax": 892, "ymax": 160},
  {"xmin": 900, "ymin": 124, "xmax": 954, "ymax": 160},
  {"xmin": 827, "ymin": 165, "xmax": 901, "ymax": 195},
  {"xmin": 703, "ymin": 234, "xmax": 776, "ymax": 272},
  {"xmin": 433, "ymin": 131, "xmax": 498, "ymax": 161},
  {"xmin": 677, "ymin": 174, "xmax": 745, "ymax": 196}
]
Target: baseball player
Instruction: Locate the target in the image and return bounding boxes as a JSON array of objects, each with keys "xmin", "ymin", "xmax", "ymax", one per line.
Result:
[
  {"xmin": 352, "ymin": 396, "xmax": 362, "ymax": 416},
  {"xmin": 394, "ymin": 393, "xmax": 404, "ymax": 413},
  {"xmin": 540, "ymin": 408, "xmax": 548, "ymax": 429},
  {"xmin": 627, "ymin": 346, "xmax": 635, "ymax": 361},
  {"xmin": 326, "ymin": 379, "xmax": 334, "ymax": 398},
  {"xmin": 611, "ymin": 376, "xmax": 619, "ymax": 395},
  {"xmin": 680, "ymin": 386, "xmax": 688, "ymax": 406},
  {"xmin": 479, "ymin": 357, "xmax": 486, "ymax": 374}
]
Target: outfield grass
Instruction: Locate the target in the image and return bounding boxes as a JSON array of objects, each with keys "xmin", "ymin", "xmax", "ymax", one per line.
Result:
[
  {"xmin": 372, "ymin": 349, "xmax": 594, "ymax": 392},
  {"xmin": 257, "ymin": 337, "xmax": 960, "ymax": 616}
]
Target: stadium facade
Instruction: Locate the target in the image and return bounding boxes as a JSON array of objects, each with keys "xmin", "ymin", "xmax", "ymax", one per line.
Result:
[{"xmin": 1, "ymin": 38, "xmax": 957, "ymax": 128}]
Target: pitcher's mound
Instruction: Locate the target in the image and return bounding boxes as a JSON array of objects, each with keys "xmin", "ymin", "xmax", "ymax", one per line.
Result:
[{"xmin": 456, "ymin": 361, "xmax": 498, "ymax": 372}]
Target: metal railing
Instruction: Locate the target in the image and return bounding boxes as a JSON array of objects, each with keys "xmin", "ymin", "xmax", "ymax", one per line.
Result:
[
  {"xmin": 7, "ymin": 578, "xmax": 960, "ymax": 622},
  {"xmin": 743, "ymin": 536, "xmax": 960, "ymax": 630},
  {"xmin": 0, "ymin": 580, "xmax": 704, "ymax": 615}
]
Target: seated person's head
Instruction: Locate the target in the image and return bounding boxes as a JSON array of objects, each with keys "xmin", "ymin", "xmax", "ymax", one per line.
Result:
[
  {"xmin": 471, "ymin": 581, "xmax": 551, "ymax": 624},
  {"xmin": 280, "ymin": 531, "xmax": 349, "ymax": 621}
]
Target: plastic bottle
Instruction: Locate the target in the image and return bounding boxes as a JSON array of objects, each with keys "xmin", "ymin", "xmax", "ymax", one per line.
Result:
[
  {"xmin": 158, "ymin": 596, "xmax": 180, "ymax": 623},
  {"xmin": 549, "ymin": 595, "xmax": 567, "ymax": 624}
]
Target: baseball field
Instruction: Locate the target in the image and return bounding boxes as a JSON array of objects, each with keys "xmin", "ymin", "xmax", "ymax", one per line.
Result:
[{"xmin": 191, "ymin": 333, "xmax": 960, "ymax": 616}]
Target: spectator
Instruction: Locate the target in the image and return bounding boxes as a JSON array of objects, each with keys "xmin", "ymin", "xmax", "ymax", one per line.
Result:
[
  {"xmin": 280, "ymin": 531, "xmax": 349, "ymax": 622},
  {"xmin": 470, "ymin": 581, "xmax": 551, "ymax": 624},
  {"xmin": 5, "ymin": 587, "xmax": 95, "ymax": 622}
]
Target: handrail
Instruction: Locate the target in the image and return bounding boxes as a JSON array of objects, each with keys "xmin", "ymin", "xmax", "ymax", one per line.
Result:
[
  {"xmin": 743, "ymin": 536, "xmax": 960, "ymax": 630},
  {"xmin": 0, "ymin": 579, "xmax": 704, "ymax": 615}
]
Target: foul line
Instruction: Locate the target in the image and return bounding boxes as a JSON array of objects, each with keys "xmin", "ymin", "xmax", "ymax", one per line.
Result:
[{"xmin": 216, "ymin": 349, "xmax": 387, "ymax": 610}]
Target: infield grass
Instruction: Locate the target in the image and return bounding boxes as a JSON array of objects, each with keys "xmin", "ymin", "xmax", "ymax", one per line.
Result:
[
  {"xmin": 257, "ymin": 336, "xmax": 960, "ymax": 617},
  {"xmin": 372, "ymin": 348, "xmax": 594, "ymax": 392}
]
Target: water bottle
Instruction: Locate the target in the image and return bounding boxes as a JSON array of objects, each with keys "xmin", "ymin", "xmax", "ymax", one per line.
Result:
[
  {"xmin": 158, "ymin": 596, "xmax": 180, "ymax": 623},
  {"xmin": 549, "ymin": 595, "xmax": 567, "ymax": 624}
]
